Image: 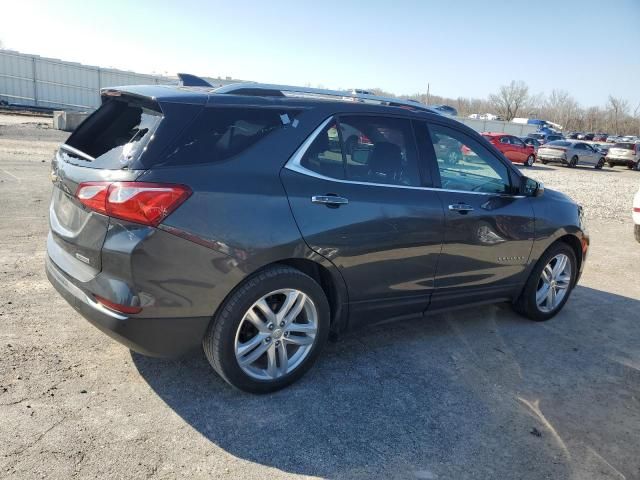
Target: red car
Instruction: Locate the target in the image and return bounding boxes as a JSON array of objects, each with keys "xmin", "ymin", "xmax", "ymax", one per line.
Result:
[{"xmin": 481, "ymin": 132, "xmax": 536, "ymax": 166}]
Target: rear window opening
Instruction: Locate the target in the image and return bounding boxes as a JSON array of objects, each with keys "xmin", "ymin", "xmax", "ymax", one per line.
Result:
[{"xmin": 62, "ymin": 97, "xmax": 162, "ymax": 169}]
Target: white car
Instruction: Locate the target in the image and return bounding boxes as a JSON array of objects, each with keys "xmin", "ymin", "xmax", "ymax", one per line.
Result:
[{"xmin": 634, "ymin": 186, "xmax": 640, "ymax": 243}]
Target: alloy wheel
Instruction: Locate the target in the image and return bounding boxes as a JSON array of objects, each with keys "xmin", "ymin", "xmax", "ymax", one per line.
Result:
[
  {"xmin": 536, "ymin": 253, "xmax": 572, "ymax": 313},
  {"xmin": 234, "ymin": 289, "xmax": 318, "ymax": 380}
]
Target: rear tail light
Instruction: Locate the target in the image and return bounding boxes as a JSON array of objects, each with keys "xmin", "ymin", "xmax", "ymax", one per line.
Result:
[{"xmin": 76, "ymin": 182, "xmax": 191, "ymax": 226}]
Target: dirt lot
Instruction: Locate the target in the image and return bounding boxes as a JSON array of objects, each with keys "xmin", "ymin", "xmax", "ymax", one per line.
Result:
[{"xmin": 1, "ymin": 114, "xmax": 639, "ymax": 480}]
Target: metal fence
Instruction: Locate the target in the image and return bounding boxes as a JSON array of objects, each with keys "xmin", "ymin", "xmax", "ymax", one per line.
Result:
[
  {"xmin": 458, "ymin": 118, "xmax": 539, "ymax": 136},
  {"xmin": 0, "ymin": 50, "xmax": 239, "ymax": 111}
]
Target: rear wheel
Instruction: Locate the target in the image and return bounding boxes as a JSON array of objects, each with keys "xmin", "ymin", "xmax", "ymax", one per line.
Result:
[
  {"xmin": 608, "ymin": 162, "xmax": 615, "ymax": 168},
  {"xmin": 569, "ymin": 156, "xmax": 578, "ymax": 168},
  {"xmin": 525, "ymin": 154, "xmax": 535, "ymax": 167},
  {"xmin": 203, "ymin": 265, "xmax": 330, "ymax": 393},
  {"xmin": 514, "ymin": 242, "xmax": 577, "ymax": 321},
  {"xmin": 595, "ymin": 158, "xmax": 605, "ymax": 169},
  {"xmin": 541, "ymin": 160, "xmax": 548, "ymax": 165},
  {"xmin": 635, "ymin": 225, "xmax": 640, "ymax": 243}
]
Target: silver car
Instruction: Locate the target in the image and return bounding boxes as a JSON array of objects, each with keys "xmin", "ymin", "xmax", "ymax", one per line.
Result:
[{"xmin": 537, "ymin": 140, "xmax": 605, "ymax": 169}]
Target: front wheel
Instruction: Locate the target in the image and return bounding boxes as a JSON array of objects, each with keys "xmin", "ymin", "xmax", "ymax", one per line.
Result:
[
  {"xmin": 595, "ymin": 158, "xmax": 605, "ymax": 169},
  {"xmin": 203, "ymin": 265, "xmax": 330, "ymax": 393},
  {"xmin": 608, "ymin": 162, "xmax": 615, "ymax": 168},
  {"xmin": 525, "ymin": 154, "xmax": 535, "ymax": 167},
  {"xmin": 514, "ymin": 242, "xmax": 577, "ymax": 321}
]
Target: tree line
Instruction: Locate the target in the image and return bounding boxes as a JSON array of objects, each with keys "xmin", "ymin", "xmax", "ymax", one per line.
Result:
[{"xmin": 370, "ymin": 81, "xmax": 640, "ymax": 136}]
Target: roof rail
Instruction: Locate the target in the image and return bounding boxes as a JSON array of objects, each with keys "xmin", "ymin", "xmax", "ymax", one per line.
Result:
[{"xmin": 214, "ymin": 82, "xmax": 439, "ymax": 114}]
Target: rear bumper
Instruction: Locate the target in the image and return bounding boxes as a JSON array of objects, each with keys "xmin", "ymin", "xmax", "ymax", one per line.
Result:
[
  {"xmin": 46, "ymin": 255, "xmax": 210, "ymax": 357},
  {"xmin": 606, "ymin": 157, "xmax": 636, "ymax": 166},
  {"xmin": 538, "ymin": 156, "xmax": 566, "ymax": 164}
]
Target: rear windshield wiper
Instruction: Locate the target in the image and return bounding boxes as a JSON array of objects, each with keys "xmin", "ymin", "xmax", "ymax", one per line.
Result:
[{"xmin": 59, "ymin": 144, "xmax": 96, "ymax": 162}]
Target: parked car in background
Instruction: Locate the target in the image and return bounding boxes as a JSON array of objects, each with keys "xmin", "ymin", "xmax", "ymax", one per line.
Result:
[
  {"xmin": 527, "ymin": 132, "xmax": 564, "ymax": 145},
  {"xmin": 44, "ymin": 82, "xmax": 588, "ymax": 392},
  {"xmin": 606, "ymin": 135, "xmax": 620, "ymax": 143},
  {"xmin": 537, "ymin": 140, "xmax": 605, "ymax": 168},
  {"xmin": 482, "ymin": 132, "xmax": 536, "ymax": 166},
  {"xmin": 634, "ymin": 186, "xmax": 640, "ymax": 242},
  {"xmin": 593, "ymin": 143, "xmax": 613, "ymax": 156},
  {"xmin": 520, "ymin": 136, "xmax": 541, "ymax": 152},
  {"xmin": 593, "ymin": 133, "xmax": 608, "ymax": 142},
  {"xmin": 567, "ymin": 132, "xmax": 581, "ymax": 139},
  {"xmin": 606, "ymin": 142, "xmax": 640, "ymax": 170}
]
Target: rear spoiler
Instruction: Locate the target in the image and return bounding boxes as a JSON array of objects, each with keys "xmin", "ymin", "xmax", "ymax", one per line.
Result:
[{"xmin": 177, "ymin": 73, "xmax": 213, "ymax": 87}]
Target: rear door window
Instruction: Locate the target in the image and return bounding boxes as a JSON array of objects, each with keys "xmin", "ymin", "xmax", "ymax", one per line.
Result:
[
  {"xmin": 300, "ymin": 120, "xmax": 345, "ymax": 179},
  {"xmin": 64, "ymin": 97, "xmax": 162, "ymax": 169},
  {"xmin": 338, "ymin": 115, "xmax": 421, "ymax": 187}
]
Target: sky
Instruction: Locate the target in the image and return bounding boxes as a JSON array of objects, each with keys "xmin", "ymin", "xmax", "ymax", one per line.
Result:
[{"xmin": 3, "ymin": 0, "xmax": 640, "ymax": 108}]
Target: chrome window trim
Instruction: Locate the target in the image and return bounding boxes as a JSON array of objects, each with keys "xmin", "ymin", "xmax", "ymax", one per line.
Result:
[{"xmin": 284, "ymin": 116, "xmax": 526, "ymax": 199}]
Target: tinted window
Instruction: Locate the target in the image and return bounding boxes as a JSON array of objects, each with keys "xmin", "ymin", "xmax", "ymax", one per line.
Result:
[
  {"xmin": 574, "ymin": 143, "xmax": 586, "ymax": 150},
  {"xmin": 158, "ymin": 107, "xmax": 299, "ymax": 166},
  {"xmin": 613, "ymin": 143, "xmax": 634, "ymax": 150},
  {"xmin": 428, "ymin": 124, "xmax": 511, "ymax": 194},
  {"xmin": 64, "ymin": 98, "xmax": 162, "ymax": 169},
  {"xmin": 300, "ymin": 120, "xmax": 345, "ymax": 179},
  {"xmin": 499, "ymin": 136, "xmax": 510, "ymax": 144},
  {"xmin": 546, "ymin": 141, "xmax": 571, "ymax": 147},
  {"xmin": 511, "ymin": 137, "xmax": 525, "ymax": 147},
  {"xmin": 339, "ymin": 116, "xmax": 421, "ymax": 187}
]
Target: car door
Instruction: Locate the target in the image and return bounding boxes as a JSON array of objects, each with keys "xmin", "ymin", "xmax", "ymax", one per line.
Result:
[
  {"xmin": 498, "ymin": 136, "xmax": 514, "ymax": 161},
  {"xmin": 281, "ymin": 115, "xmax": 445, "ymax": 328},
  {"xmin": 573, "ymin": 142, "xmax": 590, "ymax": 164},
  {"xmin": 510, "ymin": 136, "xmax": 528, "ymax": 163},
  {"xmin": 583, "ymin": 144, "xmax": 598, "ymax": 165},
  {"xmin": 417, "ymin": 121, "xmax": 535, "ymax": 310}
]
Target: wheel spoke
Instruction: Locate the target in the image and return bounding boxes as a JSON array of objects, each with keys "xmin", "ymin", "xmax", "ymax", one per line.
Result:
[
  {"xmin": 287, "ymin": 322, "xmax": 316, "ymax": 334},
  {"xmin": 238, "ymin": 340, "xmax": 270, "ymax": 366},
  {"xmin": 285, "ymin": 335, "xmax": 314, "ymax": 346},
  {"xmin": 277, "ymin": 344, "xmax": 288, "ymax": 375},
  {"xmin": 266, "ymin": 345, "xmax": 278, "ymax": 378},
  {"xmin": 245, "ymin": 309, "xmax": 269, "ymax": 333},
  {"xmin": 536, "ymin": 284, "xmax": 550, "ymax": 305},
  {"xmin": 254, "ymin": 298, "xmax": 277, "ymax": 324},
  {"xmin": 280, "ymin": 291, "xmax": 306, "ymax": 326},
  {"xmin": 541, "ymin": 266, "xmax": 553, "ymax": 284},
  {"xmin": 552, "ymin": 255, "xmax": 568, "ymax": 278},
  {"xmin": 237, "ymin": 333, "xmax": 266, "ymax": 357}
]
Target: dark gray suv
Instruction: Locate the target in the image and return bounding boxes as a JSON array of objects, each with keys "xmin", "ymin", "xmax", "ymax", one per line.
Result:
[{"xmin": 46, "ymin": 83, "xmax": 589, "ymax": 393}]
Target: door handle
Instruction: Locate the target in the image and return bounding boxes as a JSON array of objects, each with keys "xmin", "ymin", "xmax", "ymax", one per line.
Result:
[
  {"xmin": 448, "ymin": 203, "xmax": 474, "ymax": 213},
  {"xmin": 311, "ymin": 195, "xmax": 349, "ymax": 207}
]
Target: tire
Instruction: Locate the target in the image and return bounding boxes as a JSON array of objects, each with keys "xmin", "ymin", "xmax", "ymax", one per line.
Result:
[
  {"xmin": 525, "ymin": 154, "xmax": 535, "ymax": 167},
  {"xmin": 569, "ymin": 156, "xmax": 578, "ymax": 168},
  {"xmin": 595, "ymin": 158, "xmax": 605, "ymax": 169},
  {"xmin": 203, "ymin": 265, "xmax": 330, "ymax": 393},
  {"xmin": 608, "ymin": 162, "xmax": 615, "ymax": 168},
  {"xmin": 541, "ymin": 160, "xmax": 548, "ymax": 165},
  {"xmin": 513, "ymin": 242, "xmax": 577, "ymax": 322},
  {"xmin": 635, "ymin": 225, "xmax": 640, "ymax": 243},
  {"xmin": 627, "ymin": 162, "xmax": 634, "ymax": 170}
]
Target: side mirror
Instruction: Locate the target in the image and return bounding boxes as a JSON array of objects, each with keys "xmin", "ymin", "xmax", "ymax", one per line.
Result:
[{"xmin": 521, "ymin": 176, "xmax": 544, "ymax": 197}]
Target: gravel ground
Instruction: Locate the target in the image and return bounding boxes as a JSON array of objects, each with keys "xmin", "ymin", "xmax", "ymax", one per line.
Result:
[
  {"xmin": 1, "ymin": 115, "xmax": 639, "ymax": 480},
  {"xmin": 523, "ymin": 161, "xmax": 639, "ymax": 223}
]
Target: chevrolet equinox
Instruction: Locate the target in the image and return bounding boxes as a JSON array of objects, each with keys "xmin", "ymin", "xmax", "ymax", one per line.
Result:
[{"xmin": 46, "ymin": 83, "xmax": 589, "ymax": 393}]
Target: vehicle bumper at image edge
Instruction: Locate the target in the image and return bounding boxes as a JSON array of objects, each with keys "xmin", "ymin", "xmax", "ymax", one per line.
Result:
[{"xmin": 46, "ymin": 255, "xmax": 211, "ymax": 357}]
